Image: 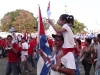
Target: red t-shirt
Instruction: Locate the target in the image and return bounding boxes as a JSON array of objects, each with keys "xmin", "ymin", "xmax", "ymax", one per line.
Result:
[
  {"xmin": 74, "ymin": 46, "xmax": 82, "ymax": 57},
  {"xmin": 0, "ymin": 39, "xmax": 2, "ymax": 46},
  {"xmin": 28, "ymin": 41, "xmax": 35, "ymax": 55},
  {"xmin": 8, "ymin": 43, "xmax": 19, "ymax": 62},
  {"xmin": 1, "ymin": 41, "xmax": 6, "ymax": 48}
]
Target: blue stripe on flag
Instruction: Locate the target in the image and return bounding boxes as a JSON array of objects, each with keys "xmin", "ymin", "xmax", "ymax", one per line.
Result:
[
  {"xmin": 40, "ymin": 34, "xmax": 51, "ymax": 55},
  {"xmin": 40, "ymin": 63, "xmax": 50, "ymax": 75},
  {"xmin": 37, "ymin": 34, "xmax": 51, "ymax": 75}
]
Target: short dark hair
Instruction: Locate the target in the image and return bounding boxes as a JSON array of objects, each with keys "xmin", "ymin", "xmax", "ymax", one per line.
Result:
[
  {"xmin": 7, "ymin": 35, "xmax": 13, "ymax": 39},
  {"xmin": 52, "ymin": 33, "xmax": 64, "ymax": 41},
  {"xmin": 76, "ymin": 39, "xmax": 81, "ymax": 45},
  {"xmin": 97, "ymin": 34, "xmax": 100, "ymax": 39},
  {"xmin": 85, "ymin": 38, "xmax": 92, "ymax": 45}
]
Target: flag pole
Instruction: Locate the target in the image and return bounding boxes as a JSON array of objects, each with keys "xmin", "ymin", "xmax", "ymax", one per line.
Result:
[{"xmin": 38, "ymin": 4, "xmax": 41, "ymax": 49}]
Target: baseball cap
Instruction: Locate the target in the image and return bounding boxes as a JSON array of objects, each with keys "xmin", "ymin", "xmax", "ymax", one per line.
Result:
[{"xmin": 52, "ymin": 33, "xmax": 64, "ymax": 41}]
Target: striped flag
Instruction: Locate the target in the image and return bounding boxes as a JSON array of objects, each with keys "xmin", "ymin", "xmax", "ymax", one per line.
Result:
[
  {"xmin": 47, "ymin": 1, "xmax": 51, "ymax": 18},
  {"xmin": 37, "ymin": 5, "xmax": 52, "ymax": 75}
]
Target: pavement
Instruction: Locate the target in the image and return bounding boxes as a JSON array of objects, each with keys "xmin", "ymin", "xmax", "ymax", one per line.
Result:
[
  {"xmin": 0, "ymin": 58, "xmax": 37, "ymax": 75},
  {"xmin": 0, "ymin": 58, "xmax": 94, "ymax": 75}
]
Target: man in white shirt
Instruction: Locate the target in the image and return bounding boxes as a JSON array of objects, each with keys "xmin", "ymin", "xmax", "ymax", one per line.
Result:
[
  {"xmin": 38, "ymin": 33, "xmax": 76, "ymax": 75},
  {"xmin": 20, "ymin": 38, "xmax": 32, "ymax": 72}
]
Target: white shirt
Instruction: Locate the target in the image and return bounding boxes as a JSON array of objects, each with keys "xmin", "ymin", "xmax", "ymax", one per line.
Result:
[
  {"xmin": 61, "ymin": 52, "xmax": 76, "ymax": 69},
  {"xmin": 50, "ymin": 52, "xmax": 76, "ymax": 75},
  {"xmin": 62, "ymin": 24, "xmax": 74, "ymax": 48},
  {"xmin": 21, "ymin": 42, "xmax": 28, "ymax": 55}
]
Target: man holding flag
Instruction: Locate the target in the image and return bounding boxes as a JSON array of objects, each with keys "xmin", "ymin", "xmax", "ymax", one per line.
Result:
[
  {"xmin": 37, "ymin": 5, "xmax": 52, "ymax": 75},
  {"xmin": 37, "ymin": 2, "xmax": 76, "ymax": 75}
]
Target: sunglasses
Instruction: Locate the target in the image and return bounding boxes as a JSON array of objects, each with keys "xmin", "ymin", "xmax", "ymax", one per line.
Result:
[{"xmin": 54, "ymin": 37, "xmax": 62, "ymax": 41}]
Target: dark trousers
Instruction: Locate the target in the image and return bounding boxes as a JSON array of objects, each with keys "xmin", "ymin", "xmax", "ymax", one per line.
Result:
[
  {"xmin": 82, "ymin": 59, "xmax": 92, "ymax": 75},
  {"xmin": 28, "ymin": 55, "xmax": 35, "ymax": 68},
  {"xmin": 18, "ymin": 57, "xmax": 21, "ymax": 73},
  {"xmin": 2, "ymin": 49, "xmax": 5, "ymax": 57},
  {"xmin": 5, "ymin": 62, "xmax": 19, "ymax": 75}
]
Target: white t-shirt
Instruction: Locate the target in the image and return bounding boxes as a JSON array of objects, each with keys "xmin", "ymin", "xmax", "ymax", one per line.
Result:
[
  {"xmin": 62, "ymin": 24, "xmax": 74, "ymax": 48},
  {"xmin": 50, "ymin": 52, "xmax": 76, "ymax": 75},
  {"xmin": 21, "ymin": 42, "xmax": 28, "ymax": 55},
  {"xmin": 61, "ymin": 52, "xmax": 76, "ymax": 69}
]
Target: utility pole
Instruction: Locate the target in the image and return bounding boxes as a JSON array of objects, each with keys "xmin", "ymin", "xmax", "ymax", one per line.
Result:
[{"xmin": 65, "ymin": 5, "xmax": 71, "ymax": 14}]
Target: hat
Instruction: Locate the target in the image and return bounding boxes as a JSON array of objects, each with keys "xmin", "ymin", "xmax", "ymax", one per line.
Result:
[{"xmin": 52, "ymin": 33, "xmax": 64, "ymax": 41}]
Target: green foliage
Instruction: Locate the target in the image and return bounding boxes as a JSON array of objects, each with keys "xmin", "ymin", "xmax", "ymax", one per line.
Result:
[{"xmin": 0, "ymin": 9, "xmax": 50, "ymax": 33}]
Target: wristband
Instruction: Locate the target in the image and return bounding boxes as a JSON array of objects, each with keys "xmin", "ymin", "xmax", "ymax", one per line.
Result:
[{"xmin": 56, "ymin": 66, "xmax": 59, "ymax": 71}]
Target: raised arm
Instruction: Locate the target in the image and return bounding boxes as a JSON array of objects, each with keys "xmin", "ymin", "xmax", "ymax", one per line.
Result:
[
  {"xmin": 37, "ymin": 49, "xmax": 47, "ymax": 62},
  {"xmin": 48, "ymin": 19, "xmax": 66, "ymax": 33}
]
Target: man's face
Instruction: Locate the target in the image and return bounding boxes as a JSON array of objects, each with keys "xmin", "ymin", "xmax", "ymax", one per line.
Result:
[
  {"xmin": 54, "ymin": 36, "xmax": 63, "ymax": 47},
  {"xmin": 7, "ymin": 37, "xmax": 12, "ymax": 43},
  {"xmin": 22, "ymin": 39, "xmax": 25, "ymax": 43},
  {"xmin": 93, "ymin": 38, "xmax": 97, "ymax": 43},
  {"xmin": 97, "ymin": 37, "xmax": 100, "ymax": 42}
]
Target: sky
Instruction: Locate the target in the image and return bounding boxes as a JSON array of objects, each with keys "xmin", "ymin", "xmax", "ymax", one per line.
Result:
[{"xmin": 0, "ymin": 0, "xmax": 100, "ymax": 31}]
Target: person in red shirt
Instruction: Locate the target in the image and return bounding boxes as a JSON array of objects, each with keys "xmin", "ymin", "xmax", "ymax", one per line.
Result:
[
  {"xmin": 74, "ymin": 39, "xmax": 82, "ymax": 75},
  {"xmin": 1, "ymin": 39, "xmax": 6, "ymax": 57},
  {"xmin": 28, "ymin": 37, "xmax": 36, "ymax": 68},
  {"xmin": 0, "ymin": 37, "xmax": 2, "ymax": 58},
  {"xmin": 5, "ymin": 35, "xmax": 20, "ymax": 75},
  {"xmin": 74, "ymin": 39, "xmax": 82, "ymax": 57}
]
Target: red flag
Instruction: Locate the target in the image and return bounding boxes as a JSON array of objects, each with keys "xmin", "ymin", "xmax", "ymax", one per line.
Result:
[
  {"xmin": 47, "ymin": 1, "xmax": 50, "ymax": 11},
  {"xmin": 39, "ymin": 6, "xmax": 45, "ymax": 34},
  {"xmin": 37, "ymin": 5, "xmax": 45, "ymax": 44},
  {"xmin": 24, "ymin": 30, "xmax": 28, "ymax": 41}
]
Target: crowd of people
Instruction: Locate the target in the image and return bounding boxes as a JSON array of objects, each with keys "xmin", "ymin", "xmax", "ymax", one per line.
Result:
[
  {"xmin": 38, "ymin": 14, "xmax": 100, "ymax": 75},
  {"xmin": 0, "ymin": 14, "xmax": 100, "ymax": 75}
]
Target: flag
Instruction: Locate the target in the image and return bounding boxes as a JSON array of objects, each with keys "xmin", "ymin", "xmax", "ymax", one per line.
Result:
[
  {"xmin": 23, "ymin": 30, "xmax": 28, "ymax": 41},
  {"xmin": 47, "ymin": 1, "xmax": 51, "ymax": 18},
  {"xmin": 37, "ymin": 5, "xmax": 52, "ymax": 75}
]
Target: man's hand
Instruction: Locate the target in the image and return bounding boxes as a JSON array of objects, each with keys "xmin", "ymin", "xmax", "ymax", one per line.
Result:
[
  {"xmin": 51, "ymin": 64, "xmax": 57, "ymax": 71},
  {"xmin": 89, "ymin": 59, "xmax": 94, "ymax": 64},
  {"xmin": 37, "ymin": 49, "xmax": 43, "ymax": 55}
]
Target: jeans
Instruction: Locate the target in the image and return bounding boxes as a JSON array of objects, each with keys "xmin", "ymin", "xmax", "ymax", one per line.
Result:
[
  {"xmin": 75, "ymin": 64, "xmax": 80, "ymax": 75},
  {"xmin": 28, "ymin": 55, "xmax": 35, "ymax": 68},
  {"xmin": 18, "ymin": 57, "xmax": 21, "ymax": 73},
  {"xmin": 5, "ymin": 62, "xmax": 19, "ymax": 75},
  {"xmin": 82, "ymin": 59, "xmax": 92, "ymax": 75},
  {"xmin": 74, "ymin": 54, "xmax": 80, "ymax": 75}
]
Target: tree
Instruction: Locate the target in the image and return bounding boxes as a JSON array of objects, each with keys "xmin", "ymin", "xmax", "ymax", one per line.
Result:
[
  {"xmin": 55, "ymin": 19, "xmax": 85, "ymax": 34},
  {"xmin": 0, "ymin": 9, "xmax": 50, "ymax": 33}
]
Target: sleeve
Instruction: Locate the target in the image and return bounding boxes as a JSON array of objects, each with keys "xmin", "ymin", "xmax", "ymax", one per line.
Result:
[
  {"xmin": 61, "ymin": 52, "xmax": 76, "ymax": 69},
  {"xmin": 62, "ymin": 24, "xmax": 71, "ymax": 31}
]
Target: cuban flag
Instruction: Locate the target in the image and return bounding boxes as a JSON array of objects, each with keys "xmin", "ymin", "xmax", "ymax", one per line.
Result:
[
  {"xmin": 47, "ymin": 1, "xmax": 51, "ymax": 18},
  {"xmin": 37, "ymin": 5, "xmax": 52, "ymax": 75}
]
